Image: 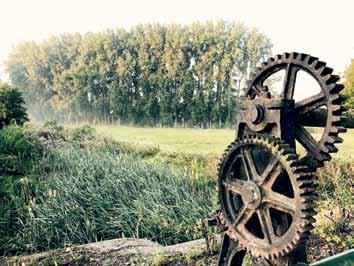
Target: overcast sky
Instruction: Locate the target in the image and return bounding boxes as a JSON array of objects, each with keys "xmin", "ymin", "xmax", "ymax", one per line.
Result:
[{"xmin": 0, "ymin": 0, "xmax": 353, "ymax": 81}]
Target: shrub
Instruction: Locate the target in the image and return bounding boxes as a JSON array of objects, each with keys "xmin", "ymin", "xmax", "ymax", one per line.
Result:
[
  {"xmin": 314, "ymin": 159, "xmax": 354, "ymax": 250},
  {"xmin": 0, "ymin": 125, "xmax": 43, "ymax": 175},
  {"xmin": 0, "ymin": 125, "xmax": 43, "ymax": 254},
  {"xmin": 0, "ymin": 83, "xmax": 28, "ymax": 129}
]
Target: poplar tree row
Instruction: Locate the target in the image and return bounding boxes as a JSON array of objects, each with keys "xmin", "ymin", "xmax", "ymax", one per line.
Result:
[{"xmin": 6, "ymin": 21, "xmax": 272, "ymax": 127}]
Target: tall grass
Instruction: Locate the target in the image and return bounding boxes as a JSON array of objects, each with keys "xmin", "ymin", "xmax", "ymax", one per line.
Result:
[
  {"xmin": 1, "ymin": 122, "xmax": 352, "ymax": 257},
  {"xmin": 15, "ymin": 147, "xmax": 216, "ymax": 252}
]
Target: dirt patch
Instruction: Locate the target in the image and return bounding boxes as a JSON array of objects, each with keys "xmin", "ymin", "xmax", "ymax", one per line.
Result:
[{"xmin": 0, "ymin": 234, "xmax": 351, "ymax": 265}]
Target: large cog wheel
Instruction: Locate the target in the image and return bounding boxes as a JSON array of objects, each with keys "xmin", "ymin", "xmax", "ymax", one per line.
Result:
[
  {"xmin": 218, "ymin": 135, "xmax": 317, "ymax": 260},
  {"xmin": 244, "ymin": 52, "xmax": 346, "ymax": 168}
]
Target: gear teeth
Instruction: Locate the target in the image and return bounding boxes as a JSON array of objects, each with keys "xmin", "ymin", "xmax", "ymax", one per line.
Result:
[
  {"xmin": 286, "ymin": 245, "xmax": 293, "ymax": 254},
  {"xmin": 285, "ymin": 154, "xmax": 298, "ymax": 161},
  {"xmin": 294, "ymin": 166, "xmax": 312, "ymax": 174},
  {"xmin": 283, "ymin": 52, "xmax": 290, "ymax": 59},
  {"xmin": 299, "ymin": 231, "xmax": 311, "ymax": 240},
  {"xmin": 309, "ymin": 58, "xmax": 319, "ymax": 67},
  {"xmin": 299, "ymin": 53, "xmax": 308, "ymax": 61},
  {"xmin": 217, "ymin": 136, "xmax": 318, "ymax": 260},
  {"xmin": 277, "ymin": 143, "xmax": 289, "ymax": 151},
  {"xmin": 332, "ymin": 126, "xmax": 346, "ymax": 134},
  {"xmin": 318, "ymin": 65, "xmax": 327, "ymax": 74},
  {"xmin": 256, "ymin": 67, "xmax": 263, "ymax": 73},
  {"xmin": 306, "ymin": 217, "xmax": 316, "ymax": 224},
  {"xmin": 244, "ymin": 50, "xmax": 348, "ymax": 171},
  {"xmin": 329, "ymin": 83, "xmax": 344, "ymax": 93},
  {"xmin": 302, "ymin": 199, "xmax": 316, "ymax": 206},
  {"xmin": 290, "ymin": 52, "xmax": 299, "ymax": 59},
  {"xmin": 315, "ymin": 61, "xmax": 326, "ymax": 70},
  {"xmin": 302, "ymin": 224, "xmax": 314, "ymax": 231},
  {"xmin": 300, "ymin": 186, "xmax": 316, "ymax": 194},
  {"xmin": 296, "ymin": 174, "xmax": 313, "ymax": 181},
  {"xmin": 331, "ymin": 115, "xmax": 341, "ymax": 123},
  {"xmin": 321, "ymin": 67, "xmax": 334, "ymax": 76},
  {"xmin": 326, "ymin": 74, "xmax": 340, "ymax": 84},
  {"xmin": 328, "ymin": 135, "xmax": 344, "ymax": 143},
  {"xmin": 324, "ymin": 143, "xmax": 338, "ymax": 153},
  {"xmin": 307, "ymin": 56, "xmax": 318, "ymax": 65},
  {"xmin": 332, "ymin": 95, "xmax": 346, "ymax": 105},
  {"xmin": 301, "ymin": 209, "xmax": 317, "ymax": 217},
  {"xmin": 268, "ymin": 57, "xmax": 275, "ymax": 64},
  {"xmin": 299, "ymin": 180, "xmax": 314, "ymax": 187},
  {"xmin": 333, "ymin": 105, "xmax": 343, "ymax": 113},
  {"xmin": 240, "ymin": 53, "xmax": 346, "ymax": 170},
  {"xmin": 320, "ymin": 151, "xmax": 332, "ymax": 161}
]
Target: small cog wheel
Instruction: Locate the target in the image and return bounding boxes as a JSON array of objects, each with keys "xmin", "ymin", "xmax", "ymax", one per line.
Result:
[
  {"xmin": 244, "ymin": 52, "xmax": 346, "ymax": 168},
  {"xmin": 218, "ymin": 135, "xmax": 317, "ymax": 260}
]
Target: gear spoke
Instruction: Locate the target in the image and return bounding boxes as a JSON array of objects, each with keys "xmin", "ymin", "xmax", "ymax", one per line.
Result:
[
  {"xmin": 223, "ymin": 179, "xmax": 244, "ymax": 195},
  {"xmin": 282, "ymin": 63, "xmax": 298, "ymax": 99},
  {"xmin": 244, "ymin": 52, "xmax": 346, "ymax": 169},
  {"xmin": 232, "ymin": 206, "xmax": 247, "ymax": 226},
  {"xmin": 218, "ymin": 135, "xmax": 318, "ymax": 260},
  {"xmin": 257, "ymin": 208, "xmax": 275, "ymax": 244},
  {"xmin": 262, "ymin": 163, "xmax": 283, "ymax": 189},
  {"xmin": 260, "ymin": 157, "xmax": 281, "ymax": 186},
  {"xmin": 218, "ymin": 53, "xmax": 342, "ymax": 259},
  {"xmin": 264, "ymin": 191, "xmax": 295, "ymax": 214},
  {"xmin": 295, "ymin": 92, "xmax": 326, "ymax": 115},
  {"xmin": 225, "ymin": 193, "xmax": 237, "ymax": 221},
  {"xmin": 225, "ymin": 155, "xmax": 240, "ymax": 180},
  {"xmin": 295, "ymin": 124, "xmax": 325, "ymax": 160},
  {"xmin": 236, "ymin": 208, "xmax": 255, "ymax": 227},
  {"xmin": 241, "ymin": 147, "xmax": 259, "ymax": 180}
]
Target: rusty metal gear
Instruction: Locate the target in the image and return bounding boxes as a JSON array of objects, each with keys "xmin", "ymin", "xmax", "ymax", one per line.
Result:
[
  {"xmin": 217, "ymin": 135, "xmax": 317, "ymax": 261},
  {"xmin": 244, "ymin": 52, "xmax": 346, "ymax": 169}
]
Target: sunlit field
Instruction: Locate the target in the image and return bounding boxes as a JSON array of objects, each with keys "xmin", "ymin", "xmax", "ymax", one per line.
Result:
[{"xmin": 93, "ymin": 125, "xmax": 354, "ymax": 160}]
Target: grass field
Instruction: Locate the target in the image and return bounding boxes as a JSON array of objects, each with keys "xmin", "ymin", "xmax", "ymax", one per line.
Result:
[{"xmin": 94, "ymin": 125, "xmax": 354, "ymax": 160}]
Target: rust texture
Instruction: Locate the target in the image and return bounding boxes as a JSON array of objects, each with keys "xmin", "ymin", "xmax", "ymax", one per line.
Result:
[{"xmin": 215, "ymin": 52, "xmax": 347, "ymax": 266}]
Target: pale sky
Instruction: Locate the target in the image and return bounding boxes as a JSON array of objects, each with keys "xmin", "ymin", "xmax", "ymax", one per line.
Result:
[{"xmin": 0, "ymin": 0, "xmax": 353, "ymax": 81}]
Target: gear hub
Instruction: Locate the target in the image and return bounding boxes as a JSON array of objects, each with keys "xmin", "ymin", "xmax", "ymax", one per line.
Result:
[
  {"xmin": 214, "ymin": 52, "xmax": 347, "ymax": 266},
  {"xmin": 218, "ymin": 136, "xmax": 316, "ymax": 261}
]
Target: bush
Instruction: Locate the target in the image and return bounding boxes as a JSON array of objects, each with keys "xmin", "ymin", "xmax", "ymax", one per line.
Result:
[
  {"xmin": 0, "ymin": 125, "xmax": 43, "ymax": 175},
  {"xmin": 0, "ymin": 83, "xmax": 28, "ymax": 129},
  {"xmin": 15, "ymin": 148, "xmax": 216, "ymax": 252},
  {"xmin": 0, "ymin": 125, "xmax": 43, "ymax": 254},
  {"xmin": 314, "ymin": 159, "xmax": 354, "ymax": 250}
]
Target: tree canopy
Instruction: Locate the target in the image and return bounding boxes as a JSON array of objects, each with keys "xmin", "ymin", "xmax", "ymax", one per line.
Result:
[{"xmin": 6, "ymin": 21, "xmax": 272, "ymax": 127}]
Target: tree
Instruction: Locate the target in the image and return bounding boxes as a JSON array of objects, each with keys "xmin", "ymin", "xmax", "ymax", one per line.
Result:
[
  {"xmin": 0, "ymin": 83, "xmax": 29, "ymax": 129},
  {"xmin": 5, "ymin": 21, "xmax": 272, "ymax": 127},
  {"xmin": 343, "ymin": 59, "xmax": 354, "ymax": 110}
]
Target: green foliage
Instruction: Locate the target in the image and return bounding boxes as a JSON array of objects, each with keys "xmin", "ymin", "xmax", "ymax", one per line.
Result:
[
  {"xmin": 1, "ymin": 123, "xmax": 352, "ymax": 258},
  {"xmin": 70, "ymin": 125, "xmax": 96, "ymax": 142},
  {"xmin": 343, "ymin": 59, "xmax": 354, "ymax": 109},
  {"xmin": 314, "ymin": 159, "xmax": 354, "ymax": 250},
  {"xmin": 317, "ymin": 159, "xmax": 353, "ymax": 213},
  {"xmin": 0, "ymin": 123, "xmax": 216, "ymax": 255},
  {"xmin": 0, "ymin": 82, "xmax": 28, "ymax": 128},
  {"xmin": 6, "ymin": 21, "xmax": 272, "ymax": 127},
  {"xmin": 0, "ymin": 125, "xmax": 43, "ymax": 254},
  {"xmin": 16, "ymin": 148, "xmax": 216, "ymax": 252},
  {"xmin": 0, "ymin": 125, "xmax": 42, "ymax": 175}
]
